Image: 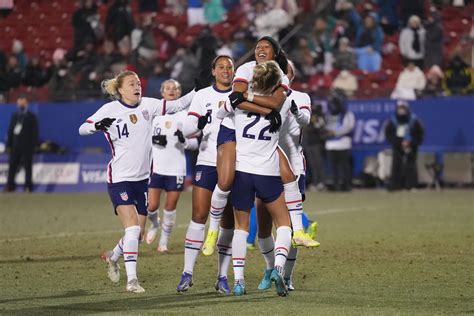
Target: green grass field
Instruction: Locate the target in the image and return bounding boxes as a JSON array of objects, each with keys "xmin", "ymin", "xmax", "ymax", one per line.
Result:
[{"xmin": 0, "ymin": 190, "xmax": 473, "ymax": 315}]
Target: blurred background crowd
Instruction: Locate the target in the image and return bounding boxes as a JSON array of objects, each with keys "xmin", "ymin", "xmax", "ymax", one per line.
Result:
[{"xmin": 0, "ymin": 0, "xmax": 472, "ymax": 103}]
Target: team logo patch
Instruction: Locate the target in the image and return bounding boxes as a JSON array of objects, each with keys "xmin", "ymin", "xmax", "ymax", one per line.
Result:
[
  {"xmin": 120, "ymin": 191, "xmax": 129, "ymax": 201},
  {"xmin": 142, "ymin": 110, "xmax": 150, "ymax": 121},
  {"xmin": 165, "ymin": 121, "xmax": 172, "ymax": 129},
  {"xmin": 129, "ymin": 114, "xmax": 138, "ymax": 124},
  {"xmin": 195, "ymin": 171, "xmax": 202, "ymax": 182},
  {"xmin": 218, "ymin": 101, "xmax": 226, "ymax": 108}
]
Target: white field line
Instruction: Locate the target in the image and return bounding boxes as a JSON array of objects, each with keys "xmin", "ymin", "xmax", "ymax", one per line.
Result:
[{"xmin": 0, "ymin": 207, "xmax": 374, "ymax": 243}]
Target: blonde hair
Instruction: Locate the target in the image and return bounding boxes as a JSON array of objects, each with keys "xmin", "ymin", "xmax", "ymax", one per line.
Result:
[
  {"xmin": 160, "ymin": 79, "xmax": 182, "ymax": 97},
  {"xmin": 252, "ymin": 60, "xmax": 282, "ymax": 95},
  {"xmin": 101, "ymin": 70, "xmax": 138, "ymax": 100}
]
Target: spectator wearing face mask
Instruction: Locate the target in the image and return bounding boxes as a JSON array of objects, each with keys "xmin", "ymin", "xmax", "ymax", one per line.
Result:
[
  {"xmin": 323, "ymin": 89, "xmax": 355, "ymax": 192},
  {"xmin": 399, "ymin": 15, "xmax": 425, "ymax": 69},
  {"xmin": 384, "ymin": 100, "xmax": 424, "ymax": 191}
]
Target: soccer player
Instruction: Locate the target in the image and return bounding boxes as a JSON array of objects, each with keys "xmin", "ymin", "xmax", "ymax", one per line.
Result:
[
  {"xmin": 78, "ymin": 70, "xmax": 198, "ymax": 293},
  {"xmin": 203, "ymin": 36, "xmax": 318, "ymax": 259},
  {"xmin": 279, "ymin": 62, "xmax": 321, "ymax": 291},
  {"xmin": 230, "ymin": 60, "xmax": 293, "ymax": 297},
  {"xmin": 145, "ymin": 79, "xmax": 199, "ymax": 253},
  {"xmin": 176, "ymin": 55, "xmax": 235, "ymax": 295}
]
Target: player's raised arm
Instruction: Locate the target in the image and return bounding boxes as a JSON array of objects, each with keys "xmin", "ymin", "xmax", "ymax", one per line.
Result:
[{"xmin": 290, "ymin": 97, "xmax": 312, "ymax": 126}]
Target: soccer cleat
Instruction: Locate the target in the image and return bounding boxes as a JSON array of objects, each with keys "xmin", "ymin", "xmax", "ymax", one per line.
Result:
[
  {"xmin": 176, "ymin": 272, "xmax": 193, "ymax": 293},
  {"xmin": 233, "ymin": 280, "xmax": 246, "ymax": 296},
  {"xmin": 146, "ymin": 223, "xmax": 160, "ymax": 244},
  {"xmin": 157, "ymin": 245, "xmax": 169, "ymax": 253},
  {"xmin": 101, "ymin": 251, "xmax": 120, "ymax": 283},
  {"xmin": 215, "ymin": 276, "xmax": 231, "ymax": 295},
  {"xmin": 284, "ymin": 278, "xmax": 295, "ymax": 291},
  {"xmin": 126, "ymin": 279, "xmax": 145, "ymax": 293},
  {"xmin": 202, "ymin": 229, "xmax": 218, "ymax": 256},
  {"xmin": 292, "ymin": 230, "xmax": 320, "ymax": 248},
  {"xmin": 271, "ymin": 269, "xmax": 288, "ymax": 297},
  {"xmin": 257, "ymin": 269, "xmax": 273, "ymax": 290},
  {"xmin": 308, "ymin": 221, "xmax": 318, "ymax": 241}
]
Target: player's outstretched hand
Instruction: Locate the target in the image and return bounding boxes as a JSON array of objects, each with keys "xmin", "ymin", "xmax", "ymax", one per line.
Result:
[
  {"xmin": 95, "ymin": 118, "xmax": 116, "ymax": 131},
  {"xmin": 266, "ymin": 110, "xmax": 282, "ymax": 133},
  {"xmin": 197, "ymin": 112, "xmax": 210, "ymax": 130},
  {"xmin": 174, "ymin": 129, "xmax": 186, "ymax": 143},
  {"xmin": 228, "ymin": 91, "xmax": 245, "ymax": 109},
  {"xmin": 152, "ymin": 135, "xmax": 167, "ymax": 147},
  {"xmin": 290, "ymin": 100, "xmax": 298, "ymax": 115}
]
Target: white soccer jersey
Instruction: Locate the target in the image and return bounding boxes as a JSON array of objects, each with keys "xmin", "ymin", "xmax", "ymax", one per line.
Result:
[
  {"xmin": 279, "ymin": 90, "xmax": 312, "ymax": 175},
  {"xmin": 233, "ymin": 61, "xmax": 290, "ymax": 91},
  {"xmin": 185, "ymin": 85, "xmax": 232, "ymax": 167},
  {"xmin": 79, "ymin": 93, "xmax": 194, "ymax": 183},
  {"xmin": 152, "ymin": 110, "xmax": 198, "ymax": 176},
  {"xmin": 234, "ymin": 98, "xmax": 291, "ymax": 176}
]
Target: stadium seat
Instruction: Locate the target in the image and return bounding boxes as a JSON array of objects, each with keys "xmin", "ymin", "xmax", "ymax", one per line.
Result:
[{"xmin": 442, "ymin": 152, "xmax": 473, "ymax": 185}]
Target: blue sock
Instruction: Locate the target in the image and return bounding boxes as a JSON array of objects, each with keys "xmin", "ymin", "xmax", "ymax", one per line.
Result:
[
  {"xmin": 302, "ymin": 211, "xmax": 310, "ymax": 230},
  {"xmin": 247, "ymin": 205, "xmax": 257, "ymax": 244}
]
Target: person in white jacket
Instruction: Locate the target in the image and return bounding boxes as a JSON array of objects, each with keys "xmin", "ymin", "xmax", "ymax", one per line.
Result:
[{"xmin": 391, "ymin": 62, "xmax": 427, "ymax": 100}]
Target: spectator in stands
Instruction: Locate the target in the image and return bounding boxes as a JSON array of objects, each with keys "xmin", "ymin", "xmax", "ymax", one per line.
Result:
[
  {"xmin": 304, "ymin": 104, "xmax": 327, "ymax": 191},
  {"xmin": 204, "ymin": 0, "xmax": 226, "ymax": 24},
  {"xmin": 349, "ymin": 5, "xmax": 384, "ymax": 72},
  {"xmin": 300, "ymin": 50, "xmax": 319, "ymax": 81},
  {"xmin": 377, "ymin": 0, "xmax": 399, "ymax": 35},
  {"xmin": 167, "ymin": 47, "xmax": 200, "ymax": 93},
  {"xmin": 424, "ymin": 8, "xmax": 443, "ymax": 69},
  {"xmin": 131, "ymin": 13, "xmax": 158, "ymax": 62},
  {"xmin": 399, "ymin": 15, "xmax": 426, "ymax": 69},
  {"xmin": 391, "ymin": 61, "xmax": 427, "ymax": 100},
  {"xmin": 23, "ymin": 56, "xmax": 52, "ymax": 88},
  {"xmin": 106, "ymin": 0, "xmax": 135, "ymax": 44},
  {"xmin": 96, "ymin": 40, "xmax": 122, "ymax": 75},
  {"xmin": 157, "ymin": 25, "xmax": 179, "ymax": 61},
  {"xmin": 385, "ymin": 100, "xmax": 424, "ymax": 191},
  {"xmin": 423, "ymin": 65, "xmax": 444, "ymax": 97},
  {"xmin": 334, "ymin": 37, "xmax": 356, "ymax": 71},
  {"xmin": 187, "ymin": 0, "xmax": 206, "ymax": 26},
  {"xmin": 254, "ymin": 1, "xmax": 292, "ymax": 39},
  {"xmin": 72, "ymin": 0, "xmax": 101, "ymax": 53},
  {"xmin": 12, "ymin": 40, "xmax": 27, "ymax": 73},
  {"xmin": 331, "ymin": 69, "xmax": 358, "ymax": 97},
  {"xmin": 192, "ymin": 27, "xmax": 218, "ymax": 70},
  {"xmin": 5, "ymin": 55, "xmax": 22, "ymax": 90},
  {"xmin": 443, "ymin": 55, "xmax": 473, "ymax": 95},
  {"xmin": 323, "ymin": 89, "xmax": 355, "ymax": 192},
  {"xmin": 0, "ymin": 0, "xmax": 13, "ymax": 17},
  {"xmin": 145, "ymin": 62, "xmax": 167, "ymax": 98},
  {"xmin": 48, "ymin": 49, "xmax": 76, "ymax": 101},
  {"xmin": 5, "ymin": 96, "xmax": 38, "ymax": 193}
]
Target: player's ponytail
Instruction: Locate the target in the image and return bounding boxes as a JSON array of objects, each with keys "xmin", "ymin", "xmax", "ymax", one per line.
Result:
[
  {"xmin": 101, "ymin": 70, "xmax": 138, "ymax": 100},
  {"xmin": 252, "ymin": 60, "xmax": 282, "ymax": 95}
]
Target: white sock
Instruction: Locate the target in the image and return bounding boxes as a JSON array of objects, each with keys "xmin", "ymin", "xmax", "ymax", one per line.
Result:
[
  {"xmin": 258, "ymin": 235, "xmax": 275, "ymax": 270},
  {"xmin": 148, "ymin": 209, "xmax": 160, "ymax": 227},
  {"xmin": 217, "ymin": 227, "xmax": 233, "ymax": 278},
  {"xmin": 274, "ymin": 226, "xmax": 292, "ymax": 274},
  {"xmin": 123, "ymin": 225, "xmax": 141, "ymax": 282},
  {"xmin": 284, "ymin": 245, "xmax": 298, "ymax": 279},
  {"xmin": 110, "ymin": 237, "xmax": 123, "ymax": 262},
  {"xmin": 159, "ymin": 209, "xmax": 177, "ymax": 247},
  {"xmin": 232, "ymin": 229, "xmax": 249, "ymax": 282},
  {"xmin": 284, "ymin": 180, "xmax": 304, "ymax": 231},
  {"xmin": 209, "ymin": 185, "xmax": 230, "ymax": 231},
  {"xmin": 183, "ymin": 220, "xmax": 205, "ymax": 275}
]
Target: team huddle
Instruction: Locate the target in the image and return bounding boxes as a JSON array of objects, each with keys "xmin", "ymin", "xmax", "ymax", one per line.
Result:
[{"xmin": 79, "ymin": 36, "xmax": 320, "ymax": 297}]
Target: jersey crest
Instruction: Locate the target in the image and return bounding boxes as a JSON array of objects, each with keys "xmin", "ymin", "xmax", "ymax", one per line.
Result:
[
  {"xmin": 218, "ymin": 101, "xmax": 225, "ymax": 108},
  {"xmin": 195, "ymin": 171, "xmax": 202, "ymax": 182},
  {"xmin": 142, "ymin": 110, "xmax": 150, "ymax": 121},
  {"xmin": 129, "ymin": 114, "xmax": 138, "ymax": 124},
  {"xmin": 120, "ymin": 191, "xmax": 129, "ymax": 201},
  {"xmin": 165, "ymin": 121, "xmax": 172, "ymax": 129}
]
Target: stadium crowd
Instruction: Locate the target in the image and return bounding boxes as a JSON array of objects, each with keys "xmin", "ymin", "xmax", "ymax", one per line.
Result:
[{"xmin": 0, "ymin": 0, "xmax": 472, "ymax": 103}]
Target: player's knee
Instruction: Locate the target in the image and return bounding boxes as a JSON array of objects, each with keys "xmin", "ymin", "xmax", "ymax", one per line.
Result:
[
  {"xmin": 148, "ymin": 201, "xmax": 159, "ymax": 212},
  {"xmin": 191, "ymin": 209, "xmax": 208, "ymax": 224},
  {"xmin": 218, "ymin": 177, "xmax": 233, "ymax": 191}
]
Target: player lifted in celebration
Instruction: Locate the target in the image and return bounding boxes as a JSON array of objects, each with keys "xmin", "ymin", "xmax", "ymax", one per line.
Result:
[
  {"xmin": 230, "ymin": 60, "xmax": 293, "ymax": 297},
  {"xmin": 145, "ymin": 79, "xmax": 198, "ymax": 253},
  {"xmin": 78, "ymin": 70, "xmax": 201, "ymax": 293},
  {"xmin": 176, "ymin": 55, "xmax": 235, "ymax": 294}
]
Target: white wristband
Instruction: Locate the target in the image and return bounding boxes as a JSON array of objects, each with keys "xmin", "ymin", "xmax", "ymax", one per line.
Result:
[{"xmin": 247, "ymin": 92, "xmax": 254, "ymax": 102}]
